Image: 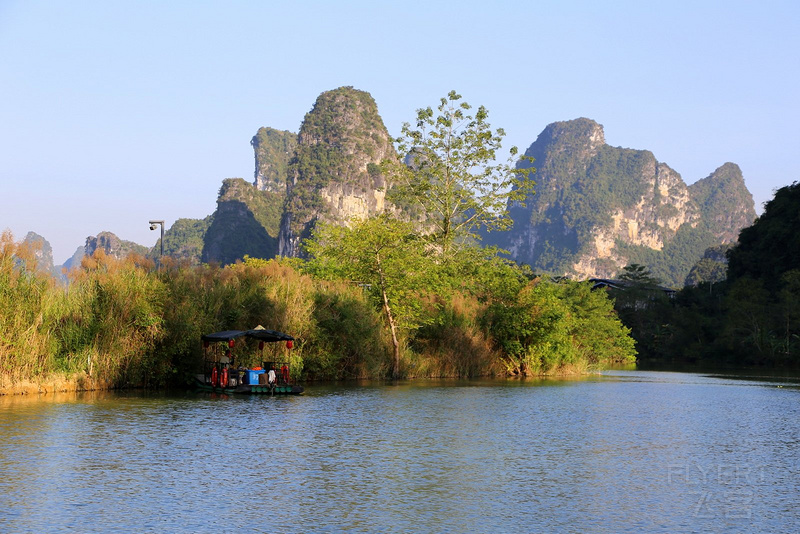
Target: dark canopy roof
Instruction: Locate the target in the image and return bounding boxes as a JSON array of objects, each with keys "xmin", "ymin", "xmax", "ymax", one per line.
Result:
[
  {"xmin": 245, "ymin": 328, "xmax": 294, "ymax": 342},
  {"xmin": 201, "ymin": 330, "xmax": 247, "ymax": 342},
  {"xmin": 202, "ymin": 328, "xmax": 294, "ymax": 343}
]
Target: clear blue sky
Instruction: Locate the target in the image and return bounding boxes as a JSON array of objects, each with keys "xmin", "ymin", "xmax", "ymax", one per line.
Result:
[{"xmin": 2, "ymin": 0, "xmax": 798, "ymax": 263}]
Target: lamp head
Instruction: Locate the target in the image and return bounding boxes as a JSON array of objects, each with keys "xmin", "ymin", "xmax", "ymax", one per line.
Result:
[{"xmin": 149, "ymin": 224, "xmax": 158, "ymax": 231}]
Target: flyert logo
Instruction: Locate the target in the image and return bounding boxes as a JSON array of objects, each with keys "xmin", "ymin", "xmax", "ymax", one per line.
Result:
[{"xmin": 666, "ymin": 463, "xmax": 768, "ymax": 520}]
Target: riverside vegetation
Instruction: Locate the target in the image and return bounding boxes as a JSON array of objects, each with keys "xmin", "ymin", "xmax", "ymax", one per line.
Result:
[
  {"xmin": 0, "ymin": 234, "xmax": 636, "ymax": 392},
  {"xmin": 617, "ymin": 182, "xmax": 800, "ymax": 368},
  {"xmin": 1, "ymin": 92, "xmax": 638, "ymax": 393}
]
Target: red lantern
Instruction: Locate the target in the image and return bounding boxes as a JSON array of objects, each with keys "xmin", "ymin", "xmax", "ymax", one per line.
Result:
[
  {"xmin": 259, "ymin": 341, "xmax": 265, "ymax": 350},
  {"xmin": 286, "ymin": 340, "xmax": 294, "ymax": 349},
  {"xmin": 228, "ymin": 339, "xmax": 235, "ymax": 348},
  {"xmin": 203, "ymin": 341, "xmax": 209, "ymax": 349}
]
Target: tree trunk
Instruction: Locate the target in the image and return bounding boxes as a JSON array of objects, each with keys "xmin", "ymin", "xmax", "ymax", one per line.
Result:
[
  {"xmin": 375, "ymin": 252, "xmax": 401, "ymax": 379},
  {"xmin": 383, "ymin": 289, "xmax": 400, "ymax": 380}
]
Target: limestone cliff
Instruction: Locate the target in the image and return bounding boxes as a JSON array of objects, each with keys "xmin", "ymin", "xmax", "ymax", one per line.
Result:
[
  {"xmin": 490, "ymin": 118, "xmax": 757, "ymax": 286},
  {"xmin": 201, "ymin": 178, "xmax": 280, "ymax": 265},
  {"xmin": 84, "ymin": 231, "xmax": 148, "ymax": 260},
  {"xmin": 153, "ymin": 126, "xmax": 292, "ymax": 266},
  {"xmin": 61, "ymin": 246, "xmax": 84, "ymax": 273},
  {"xmin": 21, "ymin": 232, "xmax": 59, "ymax": 278},
  {"xmin": 251, "ymin": 127, "xmax": 297, "ymax": 193},
  {"xmin": 684, "ymin": 243, "xmax": 732, "ymax": 286},
  {"xmin": 688, "ymin": 162, "xmax": 756, "ymax": 243},
  {"xmin": 278, "ymin": 86, "xmax": 396, "ymax": 257}
]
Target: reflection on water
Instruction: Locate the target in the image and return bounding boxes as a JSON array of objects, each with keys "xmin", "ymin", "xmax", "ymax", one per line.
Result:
[{"xmin": 1, "ymin": 371, "xmax": 799, "ymax": 532}]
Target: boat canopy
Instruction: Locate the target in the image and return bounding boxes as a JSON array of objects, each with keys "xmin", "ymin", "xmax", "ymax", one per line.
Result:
[
  {"xmin": 202, "ymin": 330, "xmax": 248, "ymax": 342},
  {"xmin": 202, "ymin": 327, "xmax": 294, "ymax": 343},
  {"xmin": 245, "ymin": 328, "xmax": 294, "ymax": 342}
]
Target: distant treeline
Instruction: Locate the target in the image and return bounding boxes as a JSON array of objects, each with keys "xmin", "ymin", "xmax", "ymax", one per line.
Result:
[
  {"xmin": 0, "ymin": 232, "xmax": 635, "ymax": 391},
  {"xmin": 622, "ymin": 182, "xmax": 800, "ymax": 367}
]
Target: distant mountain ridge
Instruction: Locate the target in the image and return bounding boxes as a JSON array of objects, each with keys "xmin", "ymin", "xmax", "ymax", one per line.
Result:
[
  {"xmin": 19, "ymin": 97, "xmax": 758, "ymax": 283},
  {"xmin": 172, "ymin": 86, "xmax": 396, "ymax": 265},
  {"xmin": 19, "ymin": 231, "xmax": 148, "ymax": 281},
  {"xmin": 21, "ymin": 232, "xmax": 60, "ymax": 278},
  {"xmin": 485, "ymin": 118, "xmax": 756, "ymax": 286}
]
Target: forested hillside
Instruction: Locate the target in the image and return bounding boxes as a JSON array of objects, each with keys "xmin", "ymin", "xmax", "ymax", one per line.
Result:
[
  {"xmin": 488, "ymin": 119, "xmax": 756, "ymax": 286},
  {"xmin": 624, "ymin": 182, "xmax": 800, "ymax": 366}
]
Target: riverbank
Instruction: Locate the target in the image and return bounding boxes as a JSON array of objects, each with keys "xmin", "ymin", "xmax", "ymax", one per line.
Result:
[
  {"xmin": 2, "ymin": 237, "xmax": 636, "ymax": 390},
  {"xmin": 0, "ymin": 373, "xmax": 113, "ymax": 396},
  {"xmin": 0, "ymin": 364, "xmax": 609, "ymax": 396}
]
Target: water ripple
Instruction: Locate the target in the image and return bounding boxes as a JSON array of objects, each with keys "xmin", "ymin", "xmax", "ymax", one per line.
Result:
[{"xmin": 1, "ymin": 372, "xmax": 799, "ymax": 532}]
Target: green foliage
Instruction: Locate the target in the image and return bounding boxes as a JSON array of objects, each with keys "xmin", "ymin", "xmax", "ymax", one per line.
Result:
[
  {"xmin": 60, "ymin": 251, "xmax": 167, "ymax": 387},
  {"xmin": 624, "ymin": 182, "xmax": 800, "ymax": 367},
  {"xmin": 684, "ymin": 244, "xmax": 732, "ymax": 287},
  {"xmin": 611, "ymin": 264, "xmax": 673, "ymax": 358},
  {"xmin": 485, "ymin": 278, "xmax": 636, "ymax": 374},
  {"xmin": 304, "ymin": 216, "xmax": 430, "ymax": 328},
  {"xmin": 3, "ymin": 226, "xmax": 640, "ymax": 391},
  {"xmin": 201, "ymin": 178, "xmax": 282, "ymax": 264},
  {"xmin": 284, "ymin": 87, "xmax": 394, "ymax": 245},
  {"xmin": 684, "ymin": 258, "xmax": 727, "ymax": 287},
  {"xmin": 251, "ymin": 127, "xmax": 297, "ymax": 192},
  {"xmin": 614, "ymin": 224, "xmax": 717, "ymax": 287},
  {"xmin": 411, "ymin": 293, "xmax": 502, "ymax": 378},
  {"xmin": 728, "ymin": 182, "xmax": 800, "ymax": 291},
  {"xmin": 304, "ymin": 215, "xmax": 431, "ymax": 377},
  {"xmin": 436, "ymin": 246, "xmax": 534, "ymax": 303},
  {"xmin": 305, "ymin": 282, "xmax": 388, "ymax": 379},
  {"xmin": 617, "ymin": 263, "xmax": 661, "ymax": 286},
  {"xmin": 153, "ymin": 216, "xmax": 211, "ymax": 265},
  {"xmin": 718, "ymin": 277, "xmax": 775, "ymax": 363},
  {"xmin": 0, "ymin": 231, "xmax": 58, "ymax": 380},
  {"xmin": 386, "ymin": 90, "xmax": 535, "ymax": 256}
]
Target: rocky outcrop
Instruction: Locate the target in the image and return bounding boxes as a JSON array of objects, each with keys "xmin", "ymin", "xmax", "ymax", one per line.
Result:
[
  {"xmin": 278, "ymin": 86, "xmax": 396, "ymax": 257},
  {"xmin": 21, "ymin": 232, "xmax": 59, "ymax": 278},
  {"xmin": 61, "ymin": 246, "xmax": 85, "ymax": 273},
  {"xmin": 251, "ymin": 127, "xmax": 297, "ymax": 193},
  {"xmin": 684, "ymin": 244, "xmax": 732, "ymax": 286},
  {"xmin": 492, "ymin": 118, "xmax": 757, "ymax": 286},
  {"xmin": 201, "ymin": 178, "xmax": 279, "ymax": 265},
  {"xmin": 688, "ymin": 162, "xmax": 756, "ymax": 243},
  {"xmin": 152, "ymin": 216, "xmax": 211, "ymax": 265},
  {"xmin": 84, "ymin": 231, "xmax": 148, "ymax": 260}
]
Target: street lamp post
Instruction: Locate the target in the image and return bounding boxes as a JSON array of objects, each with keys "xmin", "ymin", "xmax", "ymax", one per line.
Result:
[{"xmin": 149, "ymin": 220, "xmax": 164, "ymax": 259}]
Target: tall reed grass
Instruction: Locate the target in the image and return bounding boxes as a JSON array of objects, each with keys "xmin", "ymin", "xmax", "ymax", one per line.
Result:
[
  {"xmin": 1, "ymin": 233, "xmax": 635, "ymax": 392},
  {"xmin": 0, "ymin": 232, "xmax": 57, "ymax": 384}
]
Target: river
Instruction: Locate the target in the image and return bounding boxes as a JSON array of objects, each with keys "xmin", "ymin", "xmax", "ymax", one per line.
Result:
[{"xmin": 1, "ymin": 370, "xmax": 799, "ymax": 532}]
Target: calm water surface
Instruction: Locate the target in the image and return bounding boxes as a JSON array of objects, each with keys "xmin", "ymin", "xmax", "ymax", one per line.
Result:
[{"xmin": 1, "ymin": 370, "xmax": 799, "ymax": 533}]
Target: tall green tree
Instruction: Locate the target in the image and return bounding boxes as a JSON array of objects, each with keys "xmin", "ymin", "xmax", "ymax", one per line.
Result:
[
  {"xmin": 617, "ymin": 263, "xmax": 662, "ymax": 286},
  {"xmin": 778, "ymin": 270, "xmax": 800, "ymax": 358},
  {"xmin": 385, "ymin": 90, "xmax": 535, "ymax": 257},
  {"xmin": 612, "ymin": 263, "xmax": 673, "ymax": 358},
  {"xmin": 304, "ymin": 215, "xmax": 430, "ymax": 378},
  {"xmin": 728, "ymin": 182, "xmax": 800, "ymax": 292}
]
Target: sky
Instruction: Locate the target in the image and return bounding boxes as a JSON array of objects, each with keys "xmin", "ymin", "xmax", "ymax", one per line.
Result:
[{"xmin": 1, "ymin": 0, "xmax": 799, "ymax": 263}]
